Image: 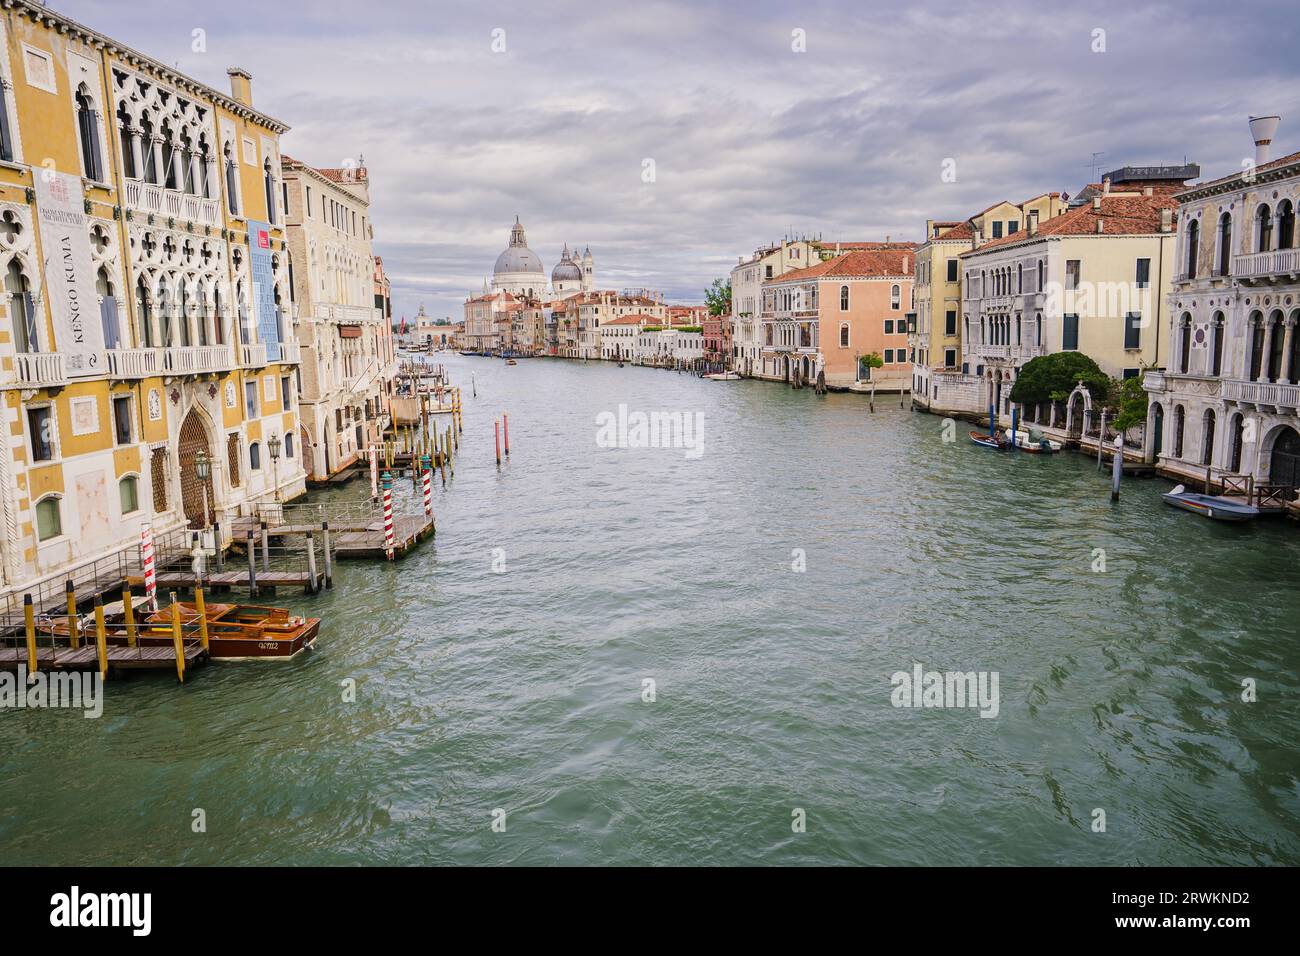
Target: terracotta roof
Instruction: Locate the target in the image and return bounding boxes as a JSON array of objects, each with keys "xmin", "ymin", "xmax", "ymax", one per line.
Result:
[
  {"xmin": 770, "ymin": 249, "xmax": 914, "ymax": 282},
  {"xmin": 964, "ymin": 192, "xmax": 1177, "ymax": 255},
  {"xmin": 603, "ymin": 313, "xmax": 659, "ymax": 326}
]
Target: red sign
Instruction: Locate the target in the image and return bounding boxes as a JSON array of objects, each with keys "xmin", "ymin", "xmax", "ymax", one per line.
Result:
[{"xmin": 257, "ymin": 228, "xmax": 270, "ymax": 249}]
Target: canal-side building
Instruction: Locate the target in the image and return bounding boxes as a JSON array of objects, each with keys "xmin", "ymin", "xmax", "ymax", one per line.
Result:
[
  {"xmin": 950, "ymin": 178, "xmax": 1184, "ymax": 422},
  {"xmin": 283, "ymin": 155, "xmax": 394, "ymax": 481},
  {"xmin": 0, "ymin": 1, "xmax": 306, "ymax": 606},
  {"xmin": 911, "ymin": 194, "xmax": 1068, "ymax": 412},
  {"xmin": 759, "ymin": 247, "xmax": 915, "ymax": 389},
  {"xmin": 1144, "ymin": 117, "xmax": 1300, "ymax": 492},
  {"xmin": 730, "ymin": 239, "xmax": 824, "ymax": 378}
]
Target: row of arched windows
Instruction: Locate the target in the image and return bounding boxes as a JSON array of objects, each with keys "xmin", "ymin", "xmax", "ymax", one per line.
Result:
[{"xmin": 1186, "ymin": 202, "xmax": 1297, "ymax": 278}]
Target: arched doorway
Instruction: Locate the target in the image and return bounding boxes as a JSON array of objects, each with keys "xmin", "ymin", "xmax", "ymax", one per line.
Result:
[
  {"xmin": 299, "ymin": 423, "xmax": 316, "ymax": 481},
  {"xmin": 178, "ymin": 408, "xmax": 216, "ymax": 529},
  {"xmin": 1228, "ymin": 413, "xmax": 1245, "ymax": 473},
  {"xmin": 1067, "ymin": 391, "xmax": 1086, "ymax": 439},
  {"xmin": 1149, "ymin": 402, "xmax": 1164, "ymax": 461},
  {"xmin": 1269, "ymin": 426, "xmax": 1300, "ymax": 488}
]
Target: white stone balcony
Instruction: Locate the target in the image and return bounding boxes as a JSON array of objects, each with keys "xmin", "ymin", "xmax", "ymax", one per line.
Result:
[
  {"xmin": 1143, "ymin": 370, "xmax": 1166, "ymax": 392},
  {"xmin": 106, "ymin": 348, "xmax": 161, "ymax": 380},
  {"xmin": 972, "ymin": 343, "xmax": 1010, "ymax": 359},
  {"xmin": 1221, "ymin": 378, "xmax": 1300, "ymax": 409},
  {"xmin": 163, "ymin": 345, "xmax": 235, "ymax": 376},
  {"xmin": 319, "ymin": 304, "xmax": 380, "ymax": 324},
  {"xmin": 124, "ymin": 178, "xmax": 220, "ymax": 227},
  {"xmin": 240, "ymin": 343, "xmax": 268, "ymax": 368},
  {"xmin": 12, "ymin": 352, "xmax": 66, "ymax": 388},
  {"xmin": 276, "ymin": 341, "xmax": 302, "ymax": 365},
  {"xmin": 1233, "ymin": 248, "xmax": 1300, "ymax": 281}
]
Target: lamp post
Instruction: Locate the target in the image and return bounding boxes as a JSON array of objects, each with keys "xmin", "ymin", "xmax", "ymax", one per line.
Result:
[
  {"xmin": 267, "ymin": 433, "xmax": 282, "ymax": 504},
  {"xmin": 194, "ymin": 448, "xmax": 211, "ymax": 585}
]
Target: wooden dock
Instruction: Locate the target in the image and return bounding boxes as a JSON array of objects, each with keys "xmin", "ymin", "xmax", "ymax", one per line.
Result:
[
  {"xmin": 0, "ymin": 641, "xmax": 208, "ymax": 672},
  {"xmin": 331, "ymin": 513, "xmax": 435, "ymax": 559},
  {"xmin": 126, "ymin": 570, "xmax": 325, "ymax": 594}
]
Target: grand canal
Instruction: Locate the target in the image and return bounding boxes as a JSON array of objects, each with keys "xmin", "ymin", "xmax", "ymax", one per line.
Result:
[{"xmin": 2, "ymin": 353, "xmax": 1298, "ymax": 865}]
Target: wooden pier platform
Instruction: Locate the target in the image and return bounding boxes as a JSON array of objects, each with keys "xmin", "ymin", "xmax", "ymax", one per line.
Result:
[
  {"xmin": 332, "ymin": 514, "xmax": 435, "ymax": 559},
  {"xmin": 0, "ymin": 642, "xmax": 208, "ymax": 672},
  {"xmin": 126, "ymin": 569, "xmax": 324, "ymax": 594}
]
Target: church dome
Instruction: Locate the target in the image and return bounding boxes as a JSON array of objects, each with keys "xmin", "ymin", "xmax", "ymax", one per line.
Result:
[
  {"xmin": 494, "ymin": 218, "xmax": 544, "ymax": 275},
  {"xmin": 552, "ymin": 245, "xmax": 582, "ymax": 282}
]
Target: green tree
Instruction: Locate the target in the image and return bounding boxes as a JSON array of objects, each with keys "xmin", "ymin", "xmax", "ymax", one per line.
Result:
[
  {"xmin": 704, "ymin": 278, "xmax": 732, "ymax": 316},
  {"xmin": 1008, "ymin": 352, "xmax": 1108, "ymax": 406},
  {"xmin": 858, "ymin": 352, "xmax": 884, "ymax": 379},
  {"xmin": 1106, "ymin": 373, "xmax": 1150, "ymax": 432}
]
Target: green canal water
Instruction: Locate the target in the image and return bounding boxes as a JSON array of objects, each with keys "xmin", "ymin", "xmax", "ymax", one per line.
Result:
[{"xmin": 2, "ymin": 353, "xmax": 1299, "ymax": 866}]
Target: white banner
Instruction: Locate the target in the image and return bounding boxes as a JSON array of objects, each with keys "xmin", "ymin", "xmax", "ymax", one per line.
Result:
[{"xmin": 34, "ymin": 171, "xmax": 104, "ymax": 377}]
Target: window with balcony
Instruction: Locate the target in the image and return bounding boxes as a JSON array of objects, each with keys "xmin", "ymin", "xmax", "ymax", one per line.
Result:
[
  {"xmin": 141, "ymin": 116, "xmax": 158, "ymax": 184},
  {"xmin": 1256, "ymin": 204, "xmax": 1272, "ymax": 253},
  {"xmin": 1248, "ymin": 311, "xmax": 1264, "ymax": 379},
  {"xmin": 1268, "ymin": 310, "xmax": 1286, "ymax": 382},
  {"xmin": 136, "ymin": 278, "xmax": 154, "ymax": 348},
  {"xmin": 891, "ymin": 284, "xmax": 901, "ymax": 310},
  {"xmin": 1280, "ymin": 200, "xmax": 1295, "ymax": 250},
  {"xmin": 1185, "ymin": 221, "xmax": 1200, "ymax": 278},
  {"xmin": 6, "ymin": 259, "xmax": 38, "ymax": 353},
  {"xmin": 96, "ymin": 267, "xmax": 121, "ymax": 350},
  {"xmin": 161, "ymin": 120, "xmax": 179, "ymax": 189}
]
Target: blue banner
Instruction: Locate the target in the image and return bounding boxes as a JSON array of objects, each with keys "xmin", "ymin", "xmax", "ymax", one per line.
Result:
[{"xmin": 247, "ymin": 220, "xmax": 281, "ymax": 362}]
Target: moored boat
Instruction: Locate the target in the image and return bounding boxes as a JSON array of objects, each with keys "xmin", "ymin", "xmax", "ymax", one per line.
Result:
[
  {"xmin": 970, "ymin": 430, "xmax": 1006, "ymax": 450},
  {"xmin": 1004, "ymin": 429, "xmax": 1062, "ymax": 453},
  {"xmin": 1161, "ymin": 484, "xmax": 1260, "ymax": 522},
  {"xmin": 704, "ymin": 371, "xmax": 740, "ymax": 381}
]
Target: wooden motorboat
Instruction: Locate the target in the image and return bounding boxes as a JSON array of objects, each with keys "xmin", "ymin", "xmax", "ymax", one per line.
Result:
[
  {"xmin": 969, "ymin": 430, "xmax": 1006, "ymax": 450},
  {"xmin": 506, "ymin": 358, "xmax": 518, "ymax": 365},
  {"xmin": 704, "ymin": 371, "xmax": 740, "ymax": 381},
  {"xmin": 1161, "ymin": 484, "xmax": 1260, "ymax": 522}
]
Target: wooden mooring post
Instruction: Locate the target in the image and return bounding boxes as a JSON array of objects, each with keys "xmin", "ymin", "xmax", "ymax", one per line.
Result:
[
  {"xmin": 170, "ymin": 592, "xmax": 185, "ymax": 683},
  {"xmin": 195, "ymin": 587, "xmax": 210, "ymax": 652},
  {"xmin": 322, "ymin": 522, "xmax": 333, "ymax": 589},
  {"xmin": 123, "ymin": 585, "xmax": 138, "ymax": 647},
  {"xmin": 66, "ymin": 579, "xmax": 79, "ymax": 649},
  {"xmin": 260, "ymin": 521, "xmax": 271, "ymax": 573},
  {"xmin": 246, "ymin": 530, "xmax": 259, "ymax": 597},
  {"xmin": 94, "ymin": 597, "xmax": 108, "ymax": 679},
  {"xmin": 305, "ymin": 532, "xmax": 319, "ymax": 594},
  {"xmin": 23, "ymin": 594, "xmax": 36, "ymax": 672}
]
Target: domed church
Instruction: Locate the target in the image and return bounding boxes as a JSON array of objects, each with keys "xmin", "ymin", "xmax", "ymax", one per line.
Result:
[{"xmin": 489, "ymin": 217, "xmax": 594, "ymax": 301}]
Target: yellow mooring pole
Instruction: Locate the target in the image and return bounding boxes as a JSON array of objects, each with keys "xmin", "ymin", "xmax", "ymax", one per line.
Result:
[
  {"xmin": 122, "ymin": 585, "xmax": 138, "ymax": 648},
  {"xmin": 170, "ymin": 591, "xmax": 185, "ymax": 683},
  {"xmin": 23, "ymin": 593, "xmax": 37, "ymax": 672},
  {"xmin": 195, "ymin": 586, "xmax": 210, "ymax": 652},
  {"xmin": 93, "ymin": 596, "xmax": 108, "ymax": 680},
  {"xmin": 66, "ymin": 579, "xmax": 79, "ymax": 650}
]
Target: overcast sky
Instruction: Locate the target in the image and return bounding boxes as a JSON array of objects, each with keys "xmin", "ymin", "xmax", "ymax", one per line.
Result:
[{"xmin": 55, "ymin": 0, "xmax": 1300, "ymax": 322}]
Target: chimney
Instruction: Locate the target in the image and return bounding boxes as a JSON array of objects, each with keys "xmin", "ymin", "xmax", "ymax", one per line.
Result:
[
  {"xmin": 1092, "ymin": 196, "xmax": 1103, "ymax": 211},
  {"xmin": 1095, "ymin": 219, "xmax": 1105, "ymax": 234},
  {"xmin": 1143, "ymin": 186, "xmax": 1153, "ymax": 197},
  {"xmin": 902, "ymin": 255, "xmax": 909, "ymax": 273},
  {"xmin": 227, "ymin": 67, "xmax": 253, "ymax": 106},
  {"xmin": 1028, "ymin": 210, "xmax": 1039, "ymax": 236},
  {"xmin": 1249, "ymin": 115, "xmax": 1281, "ymax": 166},
  {"xmin": 1159, "ymin": 208, "xmax": 1173, "ymax": 232},
  {"xmin": 1102, "ymin": 177, "xmax": 1111, "ymax": 195}
]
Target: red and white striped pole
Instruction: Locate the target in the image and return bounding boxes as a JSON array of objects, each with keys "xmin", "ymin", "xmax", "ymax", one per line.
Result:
[
  {"xmin": 382, "ymin": 471, "xmax": 395, "ymax": 560},
  {"xmin": 421, "ymin": 456, "xmax": 432, "ymax": 517},
  {"xmin": 141, "ymin": 523, "xmax": 157, "ymax": 608}
]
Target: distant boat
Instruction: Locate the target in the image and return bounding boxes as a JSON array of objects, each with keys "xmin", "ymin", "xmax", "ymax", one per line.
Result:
[
  {"xmin": 506, "ymin": 358, "xmax": 517, "ymax": 366},
  {"xmin": 1161, "ymin": 484, "xmax": 1260, "ymax": 522},
  {"xmin": 969, "ymin": 430, "xmax": 1006, "ymax": 450},
  {"xmin": 1004, "ymin": 429, "xmax": 1062, "ymax": 453},
  {"xmin": 704, "ymin": 371, "xmax": 740, "ymax": 381}
]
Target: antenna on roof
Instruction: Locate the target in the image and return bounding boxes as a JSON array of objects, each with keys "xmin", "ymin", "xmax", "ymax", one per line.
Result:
[{"xmin": 1087, "ymin": 151, "xmax": 1106, "ymax": 183}]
